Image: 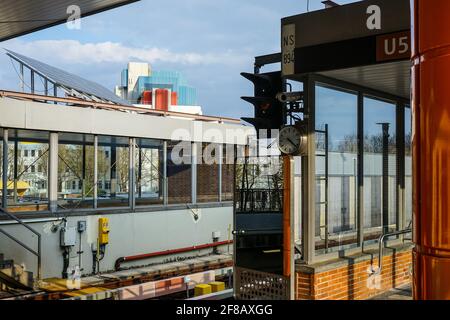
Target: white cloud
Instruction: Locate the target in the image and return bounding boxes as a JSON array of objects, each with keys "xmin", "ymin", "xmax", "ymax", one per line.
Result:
[{"xmin": 3, "ymin": 39, "xmax": 248, "ymax": 66}]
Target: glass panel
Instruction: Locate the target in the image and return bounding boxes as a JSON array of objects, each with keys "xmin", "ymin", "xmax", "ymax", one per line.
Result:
[
  {"xmin": 235, "ymin": 156, "xmax": 283, "ymax": 214},
  {"xmin": 6, "ymin": 130, "xmax": 49, "ymax": 212},
  {"xmin": 197, "ymin": 142, "xmax": 220, "ymax": 203},
  {"xmin": 315, "ymin": 85, "xmax": 359, "ymax": 254},
  {"xmin": 97, "ymin": 136, "xmax": 130, "ymax": 208},
  {"xmin": 135, "ymin": 138, "xmax": 164, "ymax": 206},
  {"xmin": 167, "ymin": 141, "xmax": 192, "ymax": 204},
  {"xmin": 58, "ymin": 133, "xmax": 95, "ymax": 209},
  {"xmin": 363, "ymin": 97, "xmax": 397, "ymax": 243},
  {"xmin": 221, "ymin": 144, "xmax": 235, "ymax": 202},
  {"xmin": 405, "ymin": 107, "xmax": 412, "ymax": 227}
]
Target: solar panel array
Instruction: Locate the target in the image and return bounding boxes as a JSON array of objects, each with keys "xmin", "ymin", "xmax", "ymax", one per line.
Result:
[{"xmin": 6, "ymin": 49, "xmax": 130, "ymax": 105}]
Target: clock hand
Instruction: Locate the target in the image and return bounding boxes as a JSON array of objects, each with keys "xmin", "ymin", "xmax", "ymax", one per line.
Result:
[{"xmin": 287, "ymin": 138, "xmax": 298, "ymax": 147}]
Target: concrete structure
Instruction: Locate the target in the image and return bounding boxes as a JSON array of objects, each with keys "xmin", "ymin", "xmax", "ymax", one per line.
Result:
[{"xmin": 0, "ymin": 92, "xmax": 253, "ymax": 283}]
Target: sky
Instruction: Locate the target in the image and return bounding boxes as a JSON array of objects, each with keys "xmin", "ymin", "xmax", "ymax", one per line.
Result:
[{"xmin": 0, "ymin": 0, "xmax": 359, "ymax": 119}]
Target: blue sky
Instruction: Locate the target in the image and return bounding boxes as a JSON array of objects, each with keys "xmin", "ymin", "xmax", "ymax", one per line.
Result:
[{"xmin": 0, "ymin": 0, "xmax": 359, "ymax": 119}]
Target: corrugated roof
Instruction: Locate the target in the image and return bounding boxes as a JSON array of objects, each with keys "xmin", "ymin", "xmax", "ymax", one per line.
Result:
[
  {"xmin": 5, "ymin": 49, "xmax": 130, "ymax": 105},
  {"xmin": 0, "ymin": 0, "xmax": 140, "ymax": 42}
]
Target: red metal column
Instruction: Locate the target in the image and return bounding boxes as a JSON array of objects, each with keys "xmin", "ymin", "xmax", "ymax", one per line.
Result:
[{"xmin": 412, "ymin": 0, "xmax": 450, "ymax": 300}]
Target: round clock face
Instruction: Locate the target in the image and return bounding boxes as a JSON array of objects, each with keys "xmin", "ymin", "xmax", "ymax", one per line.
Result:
[{"xmin": 278, "ymin": 126, "xmax": 301, "ymax": 155}]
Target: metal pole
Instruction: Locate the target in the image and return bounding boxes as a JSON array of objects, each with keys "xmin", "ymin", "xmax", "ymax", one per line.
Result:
[
  {"xmin": 138, "ymin": 144, "xmax": 142, "ymax": 199},
  {"xmin": 378, "ymin": 123, "xmax": 390, "ymax": 235},
  {"xmin": 30, "ymin": 70, "xmax": 34, "ymax": 94},
  {"xmin": 396, "ymin": 103, "xmax": 406, "ymax": 234},
  {"xmin": 110, "ymin": 141, "xmax": 117, "ymax": 198},
  {"xmin": 191, "ymin": 142, "xmax": 197, "ymax": 204},
  {"xmin": 48, "ymin": 132, "xmax": 58, "ymax": 213},
  {"xmin": 163, "ymin": 141, "xmax": 168, "ymax": 205},
  {"xmin": 218, "ymin": 144, "xmax": 223, "ymax": 202},
  {"xmin": 129, "ymin": 138, "xmax": 135, "ymax": 210},
  {"xmin": 94, "ymin": 136, "xmax": 98, "ymax": 209},
  {"xmin": 357, "ymin": 93, "xmax": 365, "ymax": 247},
  {"xmin": 302, "ymin": 76, "xmax": 316, "ymax": 264},
  {"xmin": 2, "ymin": 129, "xmax": 8, "ymax": 209},
  {"xmin": 13, "ymin": 139, "xmax": 18, "ymax": 204},
  {"xmin": 53, "ymin": 84, "xmax": 57, "ymax": 104},
  {"xmin": 82, "ymin": 142, "xmax": 86, "ymax": 201},
  {"xmin": 20, "ymin": 64, "xmax": 24, "ymax": 92}
]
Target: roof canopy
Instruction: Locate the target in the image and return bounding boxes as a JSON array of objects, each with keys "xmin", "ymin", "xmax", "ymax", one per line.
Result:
[
  {"xmin": 282, "ymin": 0, "xmax": 411, "ymax": 99},
  {"xmin": 0, "ymin": 0, "xmax": 139, "ymax": 42}
]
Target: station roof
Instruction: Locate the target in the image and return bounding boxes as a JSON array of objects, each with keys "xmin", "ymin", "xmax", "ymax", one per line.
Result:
[
  {"xmin": 0, "ymin": 0, "xmax": 140, "ymax": 42},
  {"xmin": 282, "ymin": 0, "xmax": 411, "ymax": 99}
]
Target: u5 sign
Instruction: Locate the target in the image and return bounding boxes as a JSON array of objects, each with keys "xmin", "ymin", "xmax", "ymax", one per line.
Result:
[{"xmin": 376, "ymin": 31, "xmax": 411, "ymax": 62}]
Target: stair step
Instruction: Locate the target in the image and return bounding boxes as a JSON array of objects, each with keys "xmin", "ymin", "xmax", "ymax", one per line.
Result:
[{"xmin": 0, "ymin": 264, "xmax": 34, "ymax": 290}]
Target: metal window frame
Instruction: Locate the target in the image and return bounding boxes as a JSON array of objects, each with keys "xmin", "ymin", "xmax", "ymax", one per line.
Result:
[
  {"xmin": 0, "ymin": 129, "xmax": 234, "ymax": 217},
  {"xmin": 300, "ymin": 73, "xmax": 410, "ymax": 264}
]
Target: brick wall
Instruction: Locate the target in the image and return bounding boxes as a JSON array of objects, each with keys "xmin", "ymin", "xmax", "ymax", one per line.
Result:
[{"xmin": 296, "ymin": 247, "xmax": 412, "ymax": 300}]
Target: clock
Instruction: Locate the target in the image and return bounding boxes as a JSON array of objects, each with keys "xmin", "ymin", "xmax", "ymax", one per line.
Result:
[{"xmin": 278, "ymin": 125, "xmax": 302, "ymax": 155}]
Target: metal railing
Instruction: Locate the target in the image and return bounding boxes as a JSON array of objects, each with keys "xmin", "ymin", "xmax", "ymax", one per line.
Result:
[
  {"xmin": 0, "ymin": 208, "xmax": 41, "ymax": 281},
  {"xmin": 371, "ymin": 228, "xmax": 412, "ymax": 275}
]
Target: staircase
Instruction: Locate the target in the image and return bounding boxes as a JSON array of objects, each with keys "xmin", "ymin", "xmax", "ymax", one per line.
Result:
[
  {"xmin": 0, "ymin": 209, "xmax": 41, "ymax": 298},
  {"xmin": 0, "ymin": 252, "xmax": 34, "ymax": 291}
]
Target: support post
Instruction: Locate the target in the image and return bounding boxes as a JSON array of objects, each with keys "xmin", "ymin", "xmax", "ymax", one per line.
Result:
[
  {"xmin": 412, "ymin": 0, "xmax": 450, "ymax": 299},
  {"xmin": 191, "ymin": 142, "xmax": 197, "ymax": 204},
  {"xmin": 94, "ymin": 135, "xmax": 98, "ymax": 209},
  {"xmin": 357, "ymin": 92, "xmax": 365, "ymax": 247},
  {"xmin": 396, "ymin": 103, "xmax": 406, "ymax": 233},
  {"xmin": 2, "ymin": 129, "xmax": 8, "ymax": 209},
  {"xmin": 378, "ymin": 123, "xmax": 390, "ymax": 235},
  {"xmin": 30, "ymin": 70, "xmax": 34, "ymax": 94},
  {"xmin": 20, "ymin": 64, "xmax": 24, "ymax": 92},
  {"xmin": 48, "ymin": 132, "xmax": 58, "ymax": 213},
  {"xmin": 218, "ymin": 144, "xmax": 223, "ymax": 202},
  {"xmin": 163, "ymin": 141, "xmax": 168, "ymax": 205},
  {"xmin": 302, "ymin": 77, "xmax": 316, "ymax": 264},
  {"xmin": 283, "ymin": 156, "xmax": 295, "ymax": 300},
  {"xmin": 129, "ymin": 138, "xmax": 135, "ymax": 210},
  {"xmin": 13, "ymin": 139, "xmax": 18, "ymax": 204}
]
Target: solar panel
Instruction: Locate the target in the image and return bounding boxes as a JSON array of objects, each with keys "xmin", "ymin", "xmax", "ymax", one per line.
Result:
[{"xmin": 5, "ymin": 49, "xmax": 130, "ymax": 105}]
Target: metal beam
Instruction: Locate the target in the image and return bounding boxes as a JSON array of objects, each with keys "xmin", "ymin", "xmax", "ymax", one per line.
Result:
[
  {"xmin": 129, "ymin": 138, "xmax": 135, "ymax": 210},
  {"xmin": 2, "ymin": 129, "xmax": 8, "ymax": 209},
  {"xmin": 163, "ymin": 141, "xmax": 168, "ymax": 206},
  {"xmin": 48, "ymin": 132, "xmax": 58, "ymax": 213},
  {"xmin": 94, "ymin": 135, "xmax": 98, "ymax": 209},
  {"xmin": 191, "ymin": 142, "xmax": 198, "ymax": 204},
  {"xmin": 357, "ymin": 92, "xmax": 364, "ymax": 247},
  {"xmin": 302, "ymin": 76, "xmax": 316, "ymax": 264}
]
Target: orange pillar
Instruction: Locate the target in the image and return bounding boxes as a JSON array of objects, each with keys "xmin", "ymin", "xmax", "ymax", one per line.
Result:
[
  {"xmin": 412, "ymin": 0, "xmax": 450, "ymax": 300},
  {"xmin": 283, "ymin": 155, "xmax": 292, "ymax": 278}
]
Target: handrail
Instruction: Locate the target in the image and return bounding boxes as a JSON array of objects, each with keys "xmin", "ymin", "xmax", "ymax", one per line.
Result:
[
  {"xmin": 0, "ymin": 208, "xmax": 41, "ymax": 281},
  {"xmin": 371, "ymin": 228, "xmax": 412, "ymax": 275}
]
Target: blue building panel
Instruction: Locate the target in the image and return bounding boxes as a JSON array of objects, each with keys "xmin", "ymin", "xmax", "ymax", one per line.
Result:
[
  {"xmin": 121, "ymin": 69, "xmax": 128, "ymax": 88},
  {"xmin": 131, "ymin": 70, "xmax": 197, "ymax": 105}
]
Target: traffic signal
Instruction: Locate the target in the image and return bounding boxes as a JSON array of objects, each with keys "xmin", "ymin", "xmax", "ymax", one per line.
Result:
[{"xmin": 241, "ymin": 71, "xmax": 285, "ymax": 138}]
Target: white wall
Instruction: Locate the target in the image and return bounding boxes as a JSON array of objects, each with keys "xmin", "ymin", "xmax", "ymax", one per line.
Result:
[{"xmin": 0, "ymin": 206, "xmax": 233, "ymax": 279}]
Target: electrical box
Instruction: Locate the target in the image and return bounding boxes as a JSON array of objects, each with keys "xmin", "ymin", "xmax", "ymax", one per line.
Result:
[
  {"xmin": 60, "ymin": 227, "xmax": 77, "ymax": 247},
  {"xmin": 77, "ymin": 221, "xmax": 86, "ymax": 233},
  {"xmin": 98, "ymin": 217, "xmax": 110, "ymax": 245}
]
